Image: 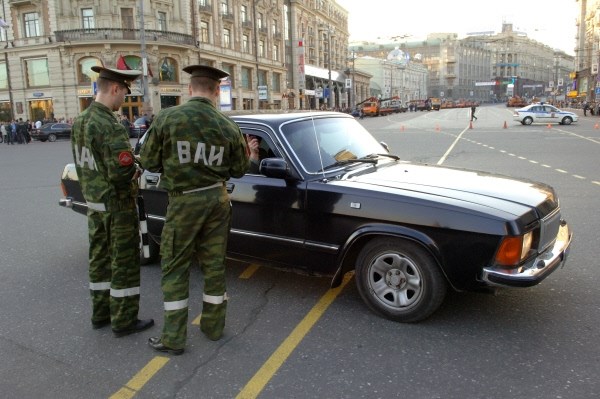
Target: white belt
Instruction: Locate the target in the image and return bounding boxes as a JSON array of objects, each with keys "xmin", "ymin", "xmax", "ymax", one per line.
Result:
[
  {"xmin": 182, "ymin": 182, "xmax": 223, "ymax": 194},
  {"xmin": 87, "ymin": 201, "xmax": 107, "ymax": 212}
]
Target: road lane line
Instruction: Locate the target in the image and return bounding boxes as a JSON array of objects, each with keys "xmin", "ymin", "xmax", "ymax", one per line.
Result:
[
  {"xmin": 109, "ymin": 356, "xmax": 170, "ymax": 399},
  {"xmin": 235, "ymin": 272, "xmax": 355, "ymax": 399},
  {"xmin": 437, "ymin": 126, "xmax": 470, "ymax": 165},
  {"xmin": 239, "ymin": 264, "xmax": 261, "ymax": 279}
]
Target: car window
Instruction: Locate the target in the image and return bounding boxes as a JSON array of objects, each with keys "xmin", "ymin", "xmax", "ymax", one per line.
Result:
[{"xmin": 281, "ymin": 116, "xmax": 387, "ymax": 173}]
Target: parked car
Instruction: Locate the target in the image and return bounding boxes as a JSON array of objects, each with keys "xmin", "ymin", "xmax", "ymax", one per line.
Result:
[
  {"xmin": 59, "ymin": 112, "xmax": 572, "ymax": 322},
  {"xmin": 129, "ymin": 117, "xmax": 149, "ymax": 138},
  {"xmin": 31, "ymin": 123, "xmax": 72, "ymax": 142},
  {"xmin": 513, "ymin": 103, "xmax": 578, "ymax": 125}
]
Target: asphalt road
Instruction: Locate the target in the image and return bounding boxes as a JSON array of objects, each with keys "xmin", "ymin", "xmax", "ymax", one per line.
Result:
[{"xmin": 0, "ymin": 105, "xmax": 598, "ymax": 398}]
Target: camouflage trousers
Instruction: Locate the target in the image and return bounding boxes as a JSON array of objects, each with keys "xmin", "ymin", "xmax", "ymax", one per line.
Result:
[
  {"xmin": 159, "ymin": 185, "xmax": 230, "ymax": 349},
  {"xmin": 87, "ymin": 204, "xmax": 140, "ymax": 330}
]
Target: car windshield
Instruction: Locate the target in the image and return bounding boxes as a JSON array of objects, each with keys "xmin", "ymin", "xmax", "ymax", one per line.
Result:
[{"xmin": 280, "ymin": 116, "xmax": 388, "ymax": 174}]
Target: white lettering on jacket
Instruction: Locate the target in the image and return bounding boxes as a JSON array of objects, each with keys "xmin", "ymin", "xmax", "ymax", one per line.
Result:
[
  {"xmin": 75, "ymin": 145, "xmax": 97, "ymax": 170},
  {"xmin": 177, "ymin": 140, "xmax": 224, "ymax": 166}
]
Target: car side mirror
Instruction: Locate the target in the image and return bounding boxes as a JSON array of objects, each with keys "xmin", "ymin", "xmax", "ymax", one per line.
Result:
[{"xmin": 259, "ymin": 158, "xmax": 289, "ymax": 179}]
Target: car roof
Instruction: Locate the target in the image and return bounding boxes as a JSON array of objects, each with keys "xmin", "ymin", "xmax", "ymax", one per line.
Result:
[{"xmin": 230, "ymin": 111, "xmax": 352, "ymax": 129}]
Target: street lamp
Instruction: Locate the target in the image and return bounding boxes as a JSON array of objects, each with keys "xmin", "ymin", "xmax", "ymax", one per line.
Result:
[
  {"xmin": 320, "ymin": 24, "xmax": 335, "ymax": 109},
  {"xmin": 348, "ymin": 50, "xmax": 356, "ymax": 108}
]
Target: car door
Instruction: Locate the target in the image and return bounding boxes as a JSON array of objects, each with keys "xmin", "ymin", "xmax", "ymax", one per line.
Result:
[
  {"xmin": 227, "ymin": 127, "xmax": 311, "ymax": 271},
  {"xmin": 544, "ymin": 106, "xmax": 560, "ymax": 123}
]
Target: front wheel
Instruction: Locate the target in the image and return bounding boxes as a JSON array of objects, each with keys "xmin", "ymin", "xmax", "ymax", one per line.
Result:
[
  {"xmin": 355, "ymin": 238, "xmax": 447, "ymax": 322},
  {"xmin": 48, "ymin": 134, "xmax": 57, "ymax": 142},
  {"xmin": 522, "ymin": 117, "xmax": 533, "ymax": 125},
  {"xmin": 561, "ymin": 117, "xmax": 573, "ymax": 125}
]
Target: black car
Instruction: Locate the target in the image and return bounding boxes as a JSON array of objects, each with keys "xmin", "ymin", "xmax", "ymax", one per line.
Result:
[
  {"xmin": 59, "ymin": 112, "xmax": 572, "ymax": 322},
  {"xmin": 129, "ymin": 117, "xmax": 149, "ymax": 138},
  {"xmin": 32, "ymin": 123, "xmax": 72, "ymax": 142}
]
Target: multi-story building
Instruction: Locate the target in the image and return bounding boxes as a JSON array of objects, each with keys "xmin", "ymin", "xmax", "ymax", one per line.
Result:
[
  {"xmin": 574, "ymin": 0, "xmax": 600, "ymax": 101},
  {"xmin": 349, "ymin": 24, "xmax": 574, "ymax": 104},
  {"xmin": 0, "ymin": 0, "xmax": 352, "ymax": 123}
]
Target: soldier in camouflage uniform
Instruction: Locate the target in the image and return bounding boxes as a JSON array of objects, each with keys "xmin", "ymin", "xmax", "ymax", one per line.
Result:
[
  {"xmin": 71, "ymin": 66, "xmax": 154, "ymax": 337},
  {"xmin": 140, "ymin": 65, "xmax": 249, "ymax": 355}
]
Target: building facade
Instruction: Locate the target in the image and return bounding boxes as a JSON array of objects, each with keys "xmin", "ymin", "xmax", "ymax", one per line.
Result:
[
  {"xmin": 0, "ymin": 0, "xmax": 353, "ymax": 123},
  {"xmin": 349, "ymin": 24, "xmax": 575, "ymax": 104}
]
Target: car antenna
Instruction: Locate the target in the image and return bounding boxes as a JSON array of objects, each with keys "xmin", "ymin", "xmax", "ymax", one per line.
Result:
[{"xmin": 309, "ymin": 113, "xmax": 328, "ymax": 181}]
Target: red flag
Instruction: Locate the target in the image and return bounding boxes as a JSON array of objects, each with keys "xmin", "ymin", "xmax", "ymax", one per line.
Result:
[{"xmin": 116, "ymin": 55, "xmax": 130, "ymax": 70}]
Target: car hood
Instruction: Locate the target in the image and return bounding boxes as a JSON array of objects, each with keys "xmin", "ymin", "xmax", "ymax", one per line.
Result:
[{"xmin": 343, "ymin": 161, "xmax": 557, "ymax": 217}]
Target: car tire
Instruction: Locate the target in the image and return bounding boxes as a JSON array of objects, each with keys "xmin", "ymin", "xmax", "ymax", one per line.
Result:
[
  {"xmin": 561, "ymin": 117, "xmax": 573, "ymax": 125},
  {"xmin": 48, "ymin": 133, "xmax": 57, "ymax": 142},
  {"xmin": 523, "ymin": 117, "xmax": 533, "ymax": 125},
  {"xmin": 355, "ymin": 237, "xmax": 447, "ymax": 322}
]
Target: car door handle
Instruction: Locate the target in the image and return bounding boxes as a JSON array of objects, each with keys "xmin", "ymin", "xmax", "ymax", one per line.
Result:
[{"xmin": 226, "ymin": 182, "xmax": 235, "ymax": 194}]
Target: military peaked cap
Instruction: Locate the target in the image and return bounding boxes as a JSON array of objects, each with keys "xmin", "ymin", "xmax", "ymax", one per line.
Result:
[
  {"xmin": 91, "ymin": 66, "xmax": 142, "ymax": 94},
  {"xmin": 182, "ymin": 65, "xmax": 229, "ymax": 81}
]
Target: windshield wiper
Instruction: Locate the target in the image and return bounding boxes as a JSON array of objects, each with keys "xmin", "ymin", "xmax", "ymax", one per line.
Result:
[
  {"xmin": 319, "ymin": 157, "xmax": 378, "ymax": 172},
  {"xmin": 369, "ymin": 153, "xmax": 400, "ymax": 160}
]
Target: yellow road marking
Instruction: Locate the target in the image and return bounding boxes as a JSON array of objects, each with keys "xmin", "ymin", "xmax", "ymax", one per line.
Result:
[
  {"xmin": 192, "ymin": 314, "xmax": 201, "ymax": 325},
  {"xmin": 109, "ymin": 356, "xmax": 170, "ymax": 399},
  {"xmin": 239, "ymin": 263, "xmax": 260, "ymax": 279},
  {"xmin": 235, "ymin": 272, "xmax": 354, "ymax": 399}
]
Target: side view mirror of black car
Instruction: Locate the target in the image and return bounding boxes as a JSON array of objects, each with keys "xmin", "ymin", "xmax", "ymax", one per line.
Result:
[{"xmin": 259, "ymin": 158, "xmax": 289, "ymax": 179}]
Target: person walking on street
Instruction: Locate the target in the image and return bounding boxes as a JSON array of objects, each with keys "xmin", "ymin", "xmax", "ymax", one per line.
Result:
[
  {"xmin": 1, "ymin": 123, "xmax": 7, "ymax": 144},
  {"xmin": 71, "ymin": 66, "xmax": 154, "ymax": 337},
  {"xmin": 140, "ymin": 65, "xmax": 249, "ymax": 355},
  {"xmin": 583, "ymin": 101, "xmax": 589, "ymax": 116},
  {"xmin": 470, "ymin": 105, "xmax": 478, "ymax": 121}
]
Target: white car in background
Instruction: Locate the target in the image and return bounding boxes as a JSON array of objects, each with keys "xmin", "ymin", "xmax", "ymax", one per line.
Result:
[{"xmin": 513, "ymin": 103, "xmax": 578, "ymax": 126}]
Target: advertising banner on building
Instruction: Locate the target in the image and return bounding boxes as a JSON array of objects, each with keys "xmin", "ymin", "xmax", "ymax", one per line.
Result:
[
  {"xmin": 219, "ymin": 79, "xmax": 232, "ymax": 111},
  {"xmin": 297, "ymin": 40, "xmax": 305, "ymax": 90}
]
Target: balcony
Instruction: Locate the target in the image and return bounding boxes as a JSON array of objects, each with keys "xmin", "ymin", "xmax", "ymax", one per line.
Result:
[
  {"xmin": 54, "ymin": 28, "xmax": 195, "ymax": 46},
  {"xmin": 199, "ymin": 4, "xmax": 213, "ymax": 14},
  {"xmin": 273, "ymin": 32, "xmax": 282, "ymax": 40},
  {"xmin": 242, "ymin": 20, "xmax": 253, "ymax": 29},
  {"xmin": 221, "ymin": 12, "xmax": 234, "ymax": 21},
  {"xmin": 258, "ymin": 27, "xmax": 268, "ymax": 35},
  {"xmin": 9, "ymin": 0, "xmax": 40, "ymax": 5}
]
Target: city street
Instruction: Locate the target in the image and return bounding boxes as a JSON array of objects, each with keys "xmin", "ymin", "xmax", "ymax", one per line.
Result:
[{"xmin": 0, "ymin": 104, "xmax": 598, "ymax": 398}]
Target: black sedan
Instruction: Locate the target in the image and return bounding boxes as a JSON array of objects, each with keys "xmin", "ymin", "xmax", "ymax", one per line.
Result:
[
  {"xmin": 31, "ymin": 123, "xmax": 72, "ymax": 142},
  {"xmin": 59, "ymin": 112, "xmax": 572, "ymax": 322}
]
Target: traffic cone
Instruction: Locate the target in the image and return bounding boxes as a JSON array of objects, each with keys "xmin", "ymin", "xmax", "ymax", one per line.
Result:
[
  {"xmin": 594, "ymin": 123, "xmax": 599, "ymax": 129},
  {"xmin": 400, "ymin": 125, "xmax": 405, "ymax": 132},
  {"xmin": 503, "ymin": 121, "xmax": 508, "ymax": 129},
  {"xmin": 469, "ymin": 121, "xmax": 473, "ymax": 129},
  {"xmin": 547, "ymin": 124, "xmax": 552, "ymax": 129},
  {"xmin": 435, "ymin": 124, "xmax": 440, "ymax": 132}
]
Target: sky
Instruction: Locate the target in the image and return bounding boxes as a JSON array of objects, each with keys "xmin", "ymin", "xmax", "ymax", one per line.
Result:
[{"xmin": 336, "ymin": 0, "xmax": 579, "ymax": 55}]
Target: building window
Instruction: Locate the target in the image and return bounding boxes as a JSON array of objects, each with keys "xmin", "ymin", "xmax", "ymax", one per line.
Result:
[
  {"xmin": 157, "ymin": 11, "xmax": 167, "ymax": 31},
  {"xmin": 159, "ymin": 57, "xmax": 177, "ymax": 82},
  {"xmin": 82, "ymin": 8, "xmax": 94, "ymax": 31},
  {"xmin": 272, "ymin": 72, "xmax": 281, "ymax": 92},
  {"xmin": 273, "ymin": 44, "xmax": 279, "ymax": 61},
  {"xmin": 271, "ymin": 19, "xmax": 277, "ymax": 35},
  {"xmin": 259, "ymin": 40, "xmax": 265, "ymax": 57},
  {"xmin": 241, "ymin": 67, "xmax": 252, "ymax": 89},
  {"xmin": 200, "ymin": 21, "xmax": 209, "ymax": 43},
  {"xmin": 221, "ymin": 64, "xmax": 235, "ymax": 88},
  {"xmin": 241, "ymin": 5, "xmax": 248, "ymax": 22},
  {"xmin": 221, "ymin": 0, "xmax": 229, "ymax": 14},
  {"xmin": 24, "ymin": 12, "xmax": 41, "ymax": 38},
  {"xmin": 0, "ymin": 62, "xmax": 7, "ymax": 89},
  {"xmin": 258, "ymin": 70, "xmax": 267, "ymax": 86},
  {"xmin": 199, "ymin": 0, "xmax": 209, "ymax": 6},
  {"xmin": 242, "ymin": 34, "xmax": 250, "ymax": 53},
  {"xmin": 78, "ymin": 57, "xmax": 102, "ymax": 85},
  {"xmin": 257, "ymin": 12, "xmax": 263, "ymax": 29},
  {"xmin": 26, "ymin": 58, "xmax": 50, "ymax": 87},
  {"xmin": 223, "ymin": 28, "xmax": 231, "ymax": 48}
]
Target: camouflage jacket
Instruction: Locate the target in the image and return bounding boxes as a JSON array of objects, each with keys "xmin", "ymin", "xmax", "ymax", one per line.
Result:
[
  {"xmin": 71, "ymin": 101, "xmax": 138, "ymax": 209},
  {"xmin": 139, "ymin": 97, "xmax": 249, "ymax": 193}
]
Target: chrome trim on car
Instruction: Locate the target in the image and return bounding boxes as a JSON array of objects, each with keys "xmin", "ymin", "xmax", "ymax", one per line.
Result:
[
  {"xmin": 59, "ymin": 198, "xmax": 73, "ymax": 208},
  {"xmin": 482, "ymin": 221, "xmax": 571, "ymax": 287}
]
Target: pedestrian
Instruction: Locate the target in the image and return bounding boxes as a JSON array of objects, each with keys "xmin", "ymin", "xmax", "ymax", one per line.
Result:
[
  {"xmin": 71, "ymin": 66, "xmax": 154, "ymax": 337},
  {"xmin": 470, "ymin": 105, "xmax": 478, "ymax": 121},
  {"xmin": 17, "ymin": 118, "xmax": 29, "ymax": 144},
  {"xmin": 1, "ymin": 123, "xmax": 7, "ymax": 144},
  {"xmin": 583, "ymin": 101, "xmax": 588, "ymax": 116},
  {"xmin": 140, "ymin": 65, "xmax": 250, "ymax": 355}
]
